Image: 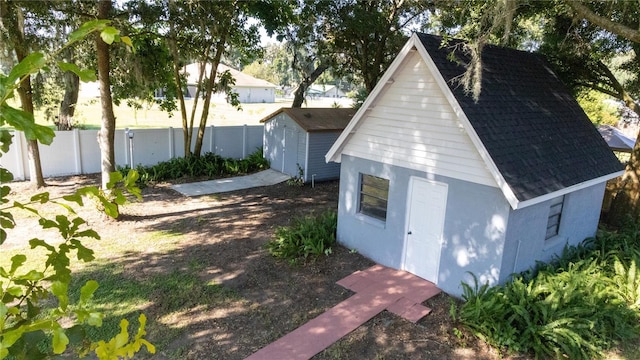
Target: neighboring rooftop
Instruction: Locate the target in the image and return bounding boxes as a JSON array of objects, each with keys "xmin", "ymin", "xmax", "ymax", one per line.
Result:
[
  {"xmin": 260, "ymin": 108, "xmax": 356, "ymax": 132},
  {"xmin": 416, "ymin": 33, "xmax": 623, "ymax": 202},
  {"xmin": 597, "ymin": 124, "xmax": 636, "ymax": 153}
]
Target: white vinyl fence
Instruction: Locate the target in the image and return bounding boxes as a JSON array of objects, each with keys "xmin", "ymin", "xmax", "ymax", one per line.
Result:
[{"xmin": 1, "ymin": 125, "xmax": 264, "ymax": 180}]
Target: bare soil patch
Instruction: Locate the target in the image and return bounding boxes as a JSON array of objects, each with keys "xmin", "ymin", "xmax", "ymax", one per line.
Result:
[{"xmin": 6, "ymin": 175, "xmax": 507, "ymax": 359}]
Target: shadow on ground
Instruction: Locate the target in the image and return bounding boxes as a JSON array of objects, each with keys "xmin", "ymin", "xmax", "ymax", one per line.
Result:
[{"xmin": 43, "ymin": 179, "xmax": 501, "ymax": 359}]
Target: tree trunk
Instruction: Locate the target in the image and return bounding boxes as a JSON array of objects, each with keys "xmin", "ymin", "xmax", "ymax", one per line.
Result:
[
  {"xmin": 167, "ymin": 0, "xmax": 191, "ymax": 157},
  {"xmin": 57, "ymin": 56, "xmax": 80, "ymax": 131},
  {"xmin": 193, "ymin": 40, "xmax": 225, "ymax": 157},
  {"xmin": 292, "ymin": 64, "xmax": 329, "ymax": 108},
  {"xmin": 564, "ymin": 0, "xmax": 640, "ymax": 44},
  {"xmin": 96, "ymin": 0, "xmax": 116, "ymax": 189},
  {"xmin": 611, "ymin": 100, "xmax": 640, "ymax": 222},
  {"xmin": 10, "ymin": 3, "xmax": 45, "ymax": 188}
]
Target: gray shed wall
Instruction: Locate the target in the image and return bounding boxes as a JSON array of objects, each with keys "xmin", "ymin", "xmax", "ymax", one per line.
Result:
[
  {"xmin": 263, "ymin": 113, "xmax": 306, "ymax": 177},
  {"xmin": 264, "ymin": 114, "xmax": 343, "ymax": 181},
  {"xmin": 305, "ymin": 132, "xmax": 342, "ymax": 182},
  {"xmin": 337, "ymin": 155, "xmax": 608, "ymax": 297},
  {"xmin": 336, "ymin": 155, "xmax": 511, "ymax": 297},
  {"xmin": 500, "ymin": 182, "xmax": 606, "ymax": 278}
]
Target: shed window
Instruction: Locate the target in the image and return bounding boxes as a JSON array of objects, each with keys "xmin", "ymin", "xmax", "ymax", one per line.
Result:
[
  {"xmin": 545, "ymin": 195, "xmax": 564, "ymax": 239},
  {"xmin": 359, "ymin": 174, "xmax": 389, "ymax": 221}
]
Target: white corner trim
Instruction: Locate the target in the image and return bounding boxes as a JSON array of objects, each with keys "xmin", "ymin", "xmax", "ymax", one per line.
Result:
[{"xmin": 325, "ymin": 35, "xmax": 422, "ymax": 164}]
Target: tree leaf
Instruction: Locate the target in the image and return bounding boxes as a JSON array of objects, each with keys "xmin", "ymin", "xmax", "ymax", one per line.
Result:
[
  {"xmin": 15, "ymin": 270, "xmax": 44, "ymax": 281},
  {"xmin": 101, "ymin": 199, "xmax": 119, "ymax": 219},
  {"xmin": 71, "ymin": 239, "xmax": 96, "ymax": 262},
  {"xmin": 87, "ymin": 311, "xmax": 103, "ymax": 327},
  {"xmin": 68, "ymin": 20, "xmax": 110, "ymax": 44},
  {"xmin": 80, "ymin": 280, "xmax": 99, "ymax": 303},
  {"xmin": 39, "ymin": 218, "xmax": 59, "ymax": 229},
  {"xmin": 51, "ymin": 281, "xmax": 69, "ymax": 311},
  {"xmin": 63, "ymin": 193, "xmax": 84, "ymax": 206},
  {"xmin": 56, "ymin": 61, "xmax": 97, "ymax": 82},
  {"xmin": 7, "ymin": 53, "xmax": 45, "ymax": 84},
  {"xmin": 120, "ymin": 35, "xmax": 134, "ymax": 48},
  {"xmin": 30, "ymin": 192, "xmax": 49, "ymax": 203},
  {"xmin": 52, "ymin": 326, "xmax": 69, "ymax": 354},
  {"xmin": 75, "ymin": 229, "xmax": 100, "ymax": 240},
  {"xmin": 0, "ymin": 104, "xmax": 55, "ymax": 144},
  {"xmin": 6, "ymin": 286, "xmax": 23, "ymax": 297},
  {"xmin": 29, "ymin": 238, "xmax": 55, "ymax": 251},
  {"xmin": 10, "ymin": 254, "xmax": 26, "ymax": 275},
  {"xmin": 100, "ymin": 27, "xmax": 120, "ymax": 45},
  {"xmin": 0, "ymin": 130, "xmax": 13, "ymax": 154},
  {"xmin": 0, "ymin": 185, "xmax": 11, "ymax": 202},
  {"xmin": 0, "ymin": 210, "xmax": 15, "ymax": 229}
]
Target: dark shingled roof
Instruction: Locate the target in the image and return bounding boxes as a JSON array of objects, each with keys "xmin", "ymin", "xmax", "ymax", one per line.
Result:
[
  {"xmin": 416, "ymin": 33, "xmax": 623, "ymax": 202},
  {"xmin": 260, "ymin": 108, "xmax": 356, "ymax": 132}
]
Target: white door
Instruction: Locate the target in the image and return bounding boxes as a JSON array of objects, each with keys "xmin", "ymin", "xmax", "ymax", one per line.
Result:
[{"xmin": 403, "ymin": 178, "xmax": 448, "ymax": 283}]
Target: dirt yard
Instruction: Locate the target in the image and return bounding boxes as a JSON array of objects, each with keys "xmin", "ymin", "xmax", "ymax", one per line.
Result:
[{"xmin": 5, "ymin": 175, "xmax": 506, "ymax": 360}]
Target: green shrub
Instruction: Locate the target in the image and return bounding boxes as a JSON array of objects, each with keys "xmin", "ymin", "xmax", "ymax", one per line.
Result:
[
  {"xmin": 457, "ymin": 225, "xmax": 640, "ymax": 359},
  {"xmin": 266, "ymin": 210, "xmax": 338, "ymax": 263},
  {"xmin": 119, "ymin": 147, "xmax": 269, "ymax": 186}
]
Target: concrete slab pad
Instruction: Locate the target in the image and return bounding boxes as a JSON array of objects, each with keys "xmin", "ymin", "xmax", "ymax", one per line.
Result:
[{"xmin": 170, "ymin": 169, "xmax": 290, "ymax": 196}]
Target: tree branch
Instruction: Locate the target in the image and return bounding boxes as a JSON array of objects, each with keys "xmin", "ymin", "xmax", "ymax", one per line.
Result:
[{"xmin": 564, "ymin": 0, "xmax": 640, "ymax": 43}]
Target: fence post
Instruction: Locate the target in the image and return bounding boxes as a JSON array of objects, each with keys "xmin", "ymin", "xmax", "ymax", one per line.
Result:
[
  {"xmin": 123, "ymin": 128, "xmax": 130, "ymax": 168},
  {"xmin": 242, "ymin": 125, "xmax": 248, "ymax": 159},
  {"xmin": 72, "ymin": 129, "xmax": 82, "ymax": 174},
  {"xmin": 209, "ymin": 125, "xmax": 214, "ymax": 154},
  {"xmin": 168, "ymin": 127, "xmax": 174, "ymax": 159},
  {"xmin": 13, "ymin": 131, "xmax": 26, "ymax": 180}
]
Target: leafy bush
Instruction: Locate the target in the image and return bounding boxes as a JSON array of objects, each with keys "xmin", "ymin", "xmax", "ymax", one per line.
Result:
[
  {"xmin": 119, "ymin": 148, "xmax": 269, "ymax": 186},
  {"xmin": 455, "ymin": 226, "xmax": 640, "ymax": 359},
  {"xmin": 266, "ymin": 210, "xmax": 338, "ymax": 263}
]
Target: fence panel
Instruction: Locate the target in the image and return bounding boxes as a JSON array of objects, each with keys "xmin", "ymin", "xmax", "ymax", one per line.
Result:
[{"xmin": 1, "ymin": 125, "xmax": 264, "ymax": 180}]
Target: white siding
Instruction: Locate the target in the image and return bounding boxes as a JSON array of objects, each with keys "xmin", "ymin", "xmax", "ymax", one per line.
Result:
[{"xmin": 342, "ymin": 51, "xmax": 497, "ymax": 187}]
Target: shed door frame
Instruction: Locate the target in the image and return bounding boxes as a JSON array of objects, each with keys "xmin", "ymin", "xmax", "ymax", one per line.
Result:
[{"xmin": 402, "ymin": 177, "xmax": 448, "ymax": 284}]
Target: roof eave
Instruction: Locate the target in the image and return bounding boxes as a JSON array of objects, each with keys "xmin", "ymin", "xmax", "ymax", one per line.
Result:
[{"xmin": 512, "ymin": 170, "xmax": 624, "ymax": 210}]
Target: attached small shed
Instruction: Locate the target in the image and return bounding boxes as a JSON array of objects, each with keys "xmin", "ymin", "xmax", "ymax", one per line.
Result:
[
  {"xmin": 262, "ymin": 108, "xmax": 355, "ymax": 182},
  {"xmin": 325, "ymin": 33, "xmax": 624, "ymax": 297}
]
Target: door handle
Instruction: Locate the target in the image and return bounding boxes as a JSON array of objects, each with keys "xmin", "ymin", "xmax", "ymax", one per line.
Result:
[{"xmin": 407, "ymin": 231, "xmax": 412, "ymax": 235}]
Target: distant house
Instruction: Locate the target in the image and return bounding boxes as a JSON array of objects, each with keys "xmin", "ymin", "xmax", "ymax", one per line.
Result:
[
  {"xmin": 183, "ymin": 63, "xmax": 276, "ymax": 103},
  {"xmin": 261, "ymin": 108, "xmax": 355, "ymax": 182},
  {"xmin": 308, "ymin": 84, "xmax": 347, "ymax": 98},
  {"xmin": 325, "ymin": 33, "xmax": 623, "ymax": 297}
]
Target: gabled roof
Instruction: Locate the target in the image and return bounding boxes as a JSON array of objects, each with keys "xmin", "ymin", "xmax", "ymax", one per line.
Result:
[
  {"xmin": 183, "ymin": 63, "xmax": 276, "ymax": 88},
  {"xmin": 261, "ymin": 108, "xmax": 356, "ymax": 133},
  {"xmin": 597, "ymin": 125, "xmax": 636, "ymax": 153},
  {"xmin": 327, "ymin": 33, "xmax": 623, "ymax": 209}
]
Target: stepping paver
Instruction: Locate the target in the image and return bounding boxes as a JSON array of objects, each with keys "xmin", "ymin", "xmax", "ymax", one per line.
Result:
[{"xmin": 246, "ymin": 265, "xmax": 441, "ymax": 360}]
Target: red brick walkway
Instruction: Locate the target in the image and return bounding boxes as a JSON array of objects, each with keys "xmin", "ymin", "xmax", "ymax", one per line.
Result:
[{"xmin": 245, "ymin": 265, "xmax": 441, "ymax": 360}]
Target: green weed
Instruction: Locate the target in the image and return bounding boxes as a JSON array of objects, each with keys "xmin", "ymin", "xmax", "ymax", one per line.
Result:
[{"xmin": 266, "ymin": 210, "xmax": 337, "ymax": 262}]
